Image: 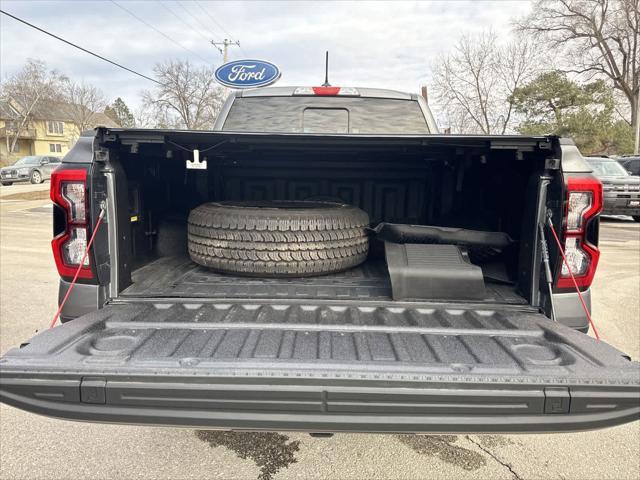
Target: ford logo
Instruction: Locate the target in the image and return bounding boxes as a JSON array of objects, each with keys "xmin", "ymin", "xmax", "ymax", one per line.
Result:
[{"xmin": 214, "ymin": 59, "xmax": 281, "ymax": 89}]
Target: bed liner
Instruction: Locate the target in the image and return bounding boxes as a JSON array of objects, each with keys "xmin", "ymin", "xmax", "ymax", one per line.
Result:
[{"xmin": 123, "ymin": 256, "xmax": 527, "ymax": 304}]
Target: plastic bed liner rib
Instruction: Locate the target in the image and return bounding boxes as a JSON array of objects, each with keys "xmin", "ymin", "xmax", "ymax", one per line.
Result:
[{"xmin": 1, "ymin": 301, "xmax": 638, "ymax": 433}]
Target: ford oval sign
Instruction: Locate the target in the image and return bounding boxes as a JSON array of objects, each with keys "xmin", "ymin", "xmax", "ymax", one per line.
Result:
[{"xmin": 214, "ymin": 60, "xmax": 281, "ymax": 89}]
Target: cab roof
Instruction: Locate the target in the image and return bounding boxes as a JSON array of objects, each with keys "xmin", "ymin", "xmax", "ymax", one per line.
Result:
[{"xmin": 236, "ymin": 86, "xmax": 417, "ymax": 100}]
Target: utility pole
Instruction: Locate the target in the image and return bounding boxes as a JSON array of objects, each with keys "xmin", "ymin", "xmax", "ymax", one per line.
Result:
[
  {"xmin": 634, "ymin": 98, "xmax": 639, "ymax": 155},
  {"xmin": 211, "ymin": 39, "xmax": 240, "ymax": 63}
]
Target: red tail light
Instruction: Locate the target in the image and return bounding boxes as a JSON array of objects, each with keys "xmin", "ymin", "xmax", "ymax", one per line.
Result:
[
  {"xmin": 50, "ymin": 168, "xmax": 94, "ymax": 280},
  {"xmin": 555, "ymin": 177, "xmax": 603, "ymax": 290},
  {"xmin": 293, "ymin": 87, "xmax": 360, "ymax": 96},
  {"xmin": 312, "ymin": 86, "xmax": 341, "ymax": 95}
]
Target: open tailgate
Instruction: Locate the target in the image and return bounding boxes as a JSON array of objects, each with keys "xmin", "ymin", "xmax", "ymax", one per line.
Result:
[{"xmin": 1, "ymin": 301, "xmax": 638, "ymax": 433}]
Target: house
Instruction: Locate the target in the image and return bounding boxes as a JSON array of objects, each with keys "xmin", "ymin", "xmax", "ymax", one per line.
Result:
[{"xmin": 0, "ymin": 99, "xmax": 119, "ymax": 165}]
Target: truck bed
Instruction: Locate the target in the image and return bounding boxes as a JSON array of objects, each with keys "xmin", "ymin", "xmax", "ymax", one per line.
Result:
[{"xmin": 123, "ymin": 256, "xmax": 527, "ymax": 305}]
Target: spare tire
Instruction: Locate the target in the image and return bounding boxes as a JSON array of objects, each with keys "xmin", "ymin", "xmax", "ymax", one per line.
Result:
[{"xmin": 188, "ymin": 201, "xmax": 370, "ymax": 277}]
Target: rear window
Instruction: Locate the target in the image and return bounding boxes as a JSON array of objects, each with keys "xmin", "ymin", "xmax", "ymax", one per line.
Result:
[
  {"xmin": 222, "ymin": 97, "xmax": 430, "ymax": 134},
  {"xmin": 303, "ymin": 108, "xmax": 349, "ymax": 133}
]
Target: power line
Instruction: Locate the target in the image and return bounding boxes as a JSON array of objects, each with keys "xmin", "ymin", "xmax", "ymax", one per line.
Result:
[
  {"xmin": 211, "ymin": 39, "xmax": 241, "ymax": 64},
  {"xmin": 175, "ymin": 1, "xmax": 223, "ymax": 43},
  {"xmin": 0, "ymin": 9, "xmax": 161, "ymax": 85},
  {"xmin": 194, "ymin": 0, "xmax": 234, "ymax": 40},
  {"xmin": 158, "ymin": 0, "xmax": 212, "ymax": 45},
  {"xmin": 193, "ymin": 0, "xmax": 248, "ymax": 56},
  {"xmin": 109, "ymin": 0, "xmax": 210, "ymax": 63}
]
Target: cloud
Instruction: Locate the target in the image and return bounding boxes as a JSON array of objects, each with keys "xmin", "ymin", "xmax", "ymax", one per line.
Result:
[{"xmin": 0, "ymin": 0, "xmax": 531, "ymax": 110}]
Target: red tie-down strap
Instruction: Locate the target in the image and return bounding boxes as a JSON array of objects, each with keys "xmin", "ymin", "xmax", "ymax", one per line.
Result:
[
  {"xmin": 49, "ymin": 208, "xmax": 105, "ymax": 329},
  {"xmin": 546, "ymin": 217, "xmax": 600, "ymax": 340}
]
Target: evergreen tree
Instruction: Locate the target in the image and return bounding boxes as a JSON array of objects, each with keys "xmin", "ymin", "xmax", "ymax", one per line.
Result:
[
  {"xmin": 511, "ymin": 71, "xmax": 634, "ymax": 155},
  {"xmin": 104, "ymin": 97, "xmax": 135, "ymax": 127}
]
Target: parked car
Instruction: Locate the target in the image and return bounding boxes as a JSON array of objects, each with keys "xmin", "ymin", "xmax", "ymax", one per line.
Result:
[
  {"xmin": 1, "ymin": 86, "xmax": 638, "ymax": 434},
  {"xmin": 0, "ymin": 155, "xmax": 61, "ymax": 185},
  {"xmin": 585, "ymin": 156, "xmax": 640, "ymax": 221},
  {"xmin": 617, "ymin": 156, "xmax": 640, "ymax": 176}
]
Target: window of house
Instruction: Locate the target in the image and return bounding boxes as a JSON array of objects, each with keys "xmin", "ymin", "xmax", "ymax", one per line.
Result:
[
  {"xmin": 47, "ymin": 121, "xmax": 64, "ymax": 135},
  {"xmin": 11, "ymin": 143, "xmax": 20, "ymax": 153},
  {"xmin": 49, "ymin": 143, "xmax": 62, "ymax": 153}
]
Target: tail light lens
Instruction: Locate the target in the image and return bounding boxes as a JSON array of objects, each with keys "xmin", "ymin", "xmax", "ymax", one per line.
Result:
[
  {"xmin": 50, "ymin": 168, "xmax": 94, "ymax": 280},
  {"xmin": 62, "ymin": 228, "xmax": 90, "ymax": 266},
  {"xmin": 566, "ymin": 191, "xmax": 594, "ymax": 231},
  {"xmin": 60, "ymin": 182, "xmax": 87, "ymax": 222},
  {"xmin": 556, "ymin": 177, "xmax": 602, "ymax": 290}
]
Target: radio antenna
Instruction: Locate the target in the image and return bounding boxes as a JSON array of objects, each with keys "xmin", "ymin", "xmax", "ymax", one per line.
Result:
[{"xmin": 322, "ymin": 51, "xmax": 331, "ymax": 87}]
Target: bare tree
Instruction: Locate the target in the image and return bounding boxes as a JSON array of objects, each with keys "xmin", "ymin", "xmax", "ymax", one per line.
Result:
[
  {"xmin": 517, "ymin": 0, "xmax": 640, "ymax": 150},
  {"xmin": 437, "ymin": 105, "xmax": 478, "ymax": 135},
  {"xmin": 431, "ymin": 31, "xmax": 539, "ymax": 134},
  {"xmin": 141, "ymin": 59, "xmax": 225, "ymax": 129},
  {"xmin": 63, "ymin": 80, "xmax": 107, "ymax": 140},
  {"xmin": 0, "ymin": 59, "xmax": 66, "ymax": 153},
  {"xmin": 131, "ymin": 104, "xmax": 155, "ymax": 129}
]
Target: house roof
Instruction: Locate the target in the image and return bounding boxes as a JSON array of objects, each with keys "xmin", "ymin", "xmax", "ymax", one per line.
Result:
[
  {"xmin": 88, "ymin": 112, "xmax": 120, "ymax": 128},
  {"xmin": 29, "ymin": 101, "xmax": 78, "ymax": 122},
  {"xmin": 0, "ymin": 100, "xmax": 18, "ymax": 119},
  {"xmin": 1, "ymin": 98, "xmax": 120, "ymax": 127}
]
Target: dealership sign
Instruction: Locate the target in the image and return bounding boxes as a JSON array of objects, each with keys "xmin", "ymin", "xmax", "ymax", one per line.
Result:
[{"xmin": 214, "ymin": 60, "xmax": 281, "ymax": 89}]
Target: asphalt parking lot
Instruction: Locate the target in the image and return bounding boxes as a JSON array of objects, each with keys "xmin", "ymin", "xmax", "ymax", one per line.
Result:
[{"xmin": 0, "ymin": 183, "xmax": 638, "ymax": 480}]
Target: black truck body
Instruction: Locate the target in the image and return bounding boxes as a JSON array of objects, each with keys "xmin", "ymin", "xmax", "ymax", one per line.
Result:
[{"xmin": 1, "ymin": 88, "xmax": 638, "ymax": 433}]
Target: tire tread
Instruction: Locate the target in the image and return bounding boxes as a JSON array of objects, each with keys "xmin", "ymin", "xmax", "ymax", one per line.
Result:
[{"xmin": 187, "ymin": 201, "xmax": 370, "ymax": 276}]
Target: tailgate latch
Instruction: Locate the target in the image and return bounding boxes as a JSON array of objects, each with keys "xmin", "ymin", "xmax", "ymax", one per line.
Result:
[
  {"xmin": 544, "ymin": 387, "xmax": 570, "ymax": 414},
  {"xmin": 80, "ymin": 377, "xmax": 107, "ymax": 404}
]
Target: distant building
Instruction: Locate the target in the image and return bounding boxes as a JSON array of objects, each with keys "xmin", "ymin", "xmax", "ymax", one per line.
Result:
[{"xmin": 0, "ymin": 99, "xmax": 119, "ymax": 164}]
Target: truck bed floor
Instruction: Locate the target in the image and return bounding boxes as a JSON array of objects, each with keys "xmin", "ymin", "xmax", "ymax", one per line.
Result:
[{"xmin": 123, "ymin": 256, "xmax": 527, "ymax": 305}]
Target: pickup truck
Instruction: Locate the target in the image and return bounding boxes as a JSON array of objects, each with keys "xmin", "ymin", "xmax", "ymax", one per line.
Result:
[
  {"xmin": 1, "ymin": 86, "xmax": 638, "ymax": 433},
  {"xmin": 584, "ymin": 156, "xmax": 640, "ymax": 221}
]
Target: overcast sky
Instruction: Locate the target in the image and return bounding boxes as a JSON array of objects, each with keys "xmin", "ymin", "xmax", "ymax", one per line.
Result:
[{"xmin": 0, "ymin": 0, "xmax": 531, "ymax": 112}]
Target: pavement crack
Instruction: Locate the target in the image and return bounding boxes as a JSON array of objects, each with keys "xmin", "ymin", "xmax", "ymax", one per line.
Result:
[{"xmin": 465, "ymin": 435, "xmax": 522, "ymax": 480}]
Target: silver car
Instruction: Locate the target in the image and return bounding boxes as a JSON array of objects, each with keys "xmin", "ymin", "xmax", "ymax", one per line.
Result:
[{"xmin": 0, "ymin": 155, "xmax": 61, "ymax": 186}]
